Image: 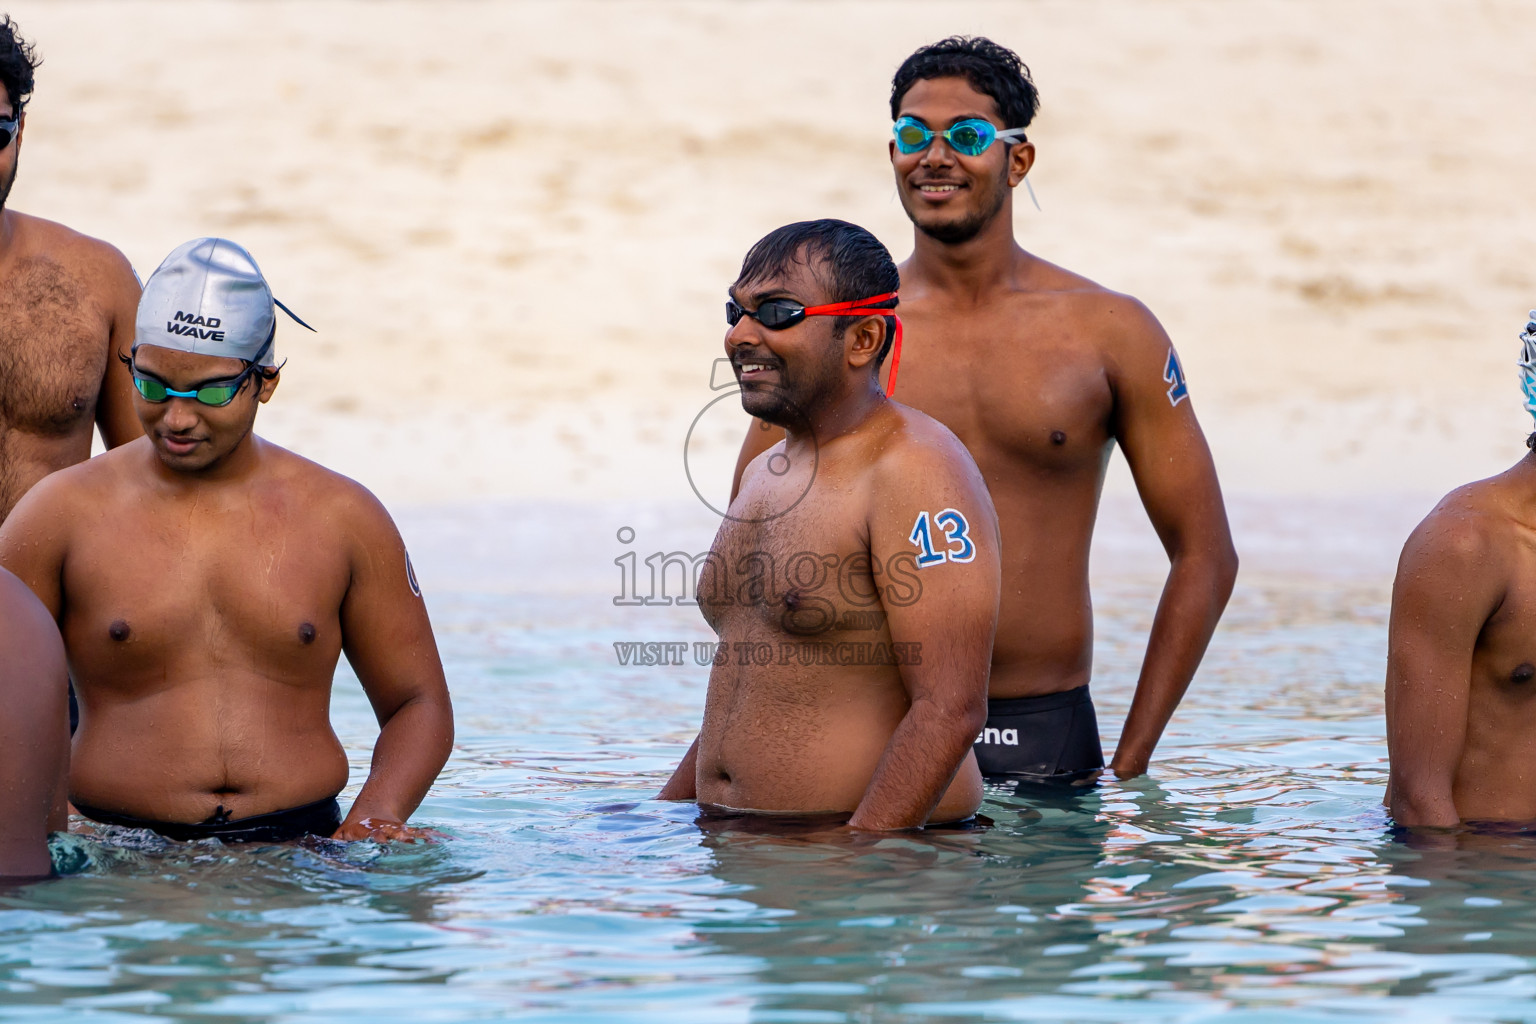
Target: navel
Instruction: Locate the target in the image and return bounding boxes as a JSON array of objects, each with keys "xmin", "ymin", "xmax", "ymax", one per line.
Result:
[
  {"xmin": 1050, "ymin": 430, "xmax": 1067, "ymax": 446},
  {"xmin": 298, "ymin": 622, "xmax": 317, "ymax": 645},
  {"xmin": 108, "ymin": 619, "xmax": 130, "ymax": 642},
  {"xmin": 1512, "ymin": 662, "xmax": 1535, "ymax": 684}
]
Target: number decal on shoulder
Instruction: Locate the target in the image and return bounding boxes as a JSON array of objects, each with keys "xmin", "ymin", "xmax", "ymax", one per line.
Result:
[
  {"xmin": 909, "ymin": 509, "xmax": 975, "ymax": 568},
  {"xmin": 935, "ymin": 509, "xmax": 975, "ymax": 563},
  {"xmin": 406, "ymin": 551, "xmax": 423, "ymax": 597},
  {"xmin": 909, "ymin": 511, "xmax": 948, "ymax": 567},
  {"xmin": 1163, "ymin": 348, "xmax": 1189, "ymax": 407}
]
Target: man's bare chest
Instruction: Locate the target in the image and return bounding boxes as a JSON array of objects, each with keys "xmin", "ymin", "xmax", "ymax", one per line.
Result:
[
  {"xmin": 1477, "ymin": 580, "xmax": 1536, "ymax": 704},
  {"xmin": 701, "ymin": 496, "xmax": 891, "ymax": 634},
  {"xmin": 893, "ymin": 313, "xmax": 1116, "ymax": 471},
  {"xmin": 0, "ymin": 256, "xmax": 110, "ymax": 435},
  {"xmin": 62, "ymin": 511, "xmax": 352, "ymax": 667}
]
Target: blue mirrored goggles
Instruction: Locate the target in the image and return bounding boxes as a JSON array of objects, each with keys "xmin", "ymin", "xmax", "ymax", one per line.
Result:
[{"xmin": 893, "ymin": 116, "xmax": 1027, "ymax": 157}]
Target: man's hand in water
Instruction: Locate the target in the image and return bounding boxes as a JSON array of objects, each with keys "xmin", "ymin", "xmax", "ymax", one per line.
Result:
[{"xmin": 332, "ymin": 817, "xmax": 443, "ymax": 843}]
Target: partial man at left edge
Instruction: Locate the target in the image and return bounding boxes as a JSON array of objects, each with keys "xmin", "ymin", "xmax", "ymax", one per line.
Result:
[{"xmin": 0, "ymin": 15, "xmax": 141, "ymax": 522}]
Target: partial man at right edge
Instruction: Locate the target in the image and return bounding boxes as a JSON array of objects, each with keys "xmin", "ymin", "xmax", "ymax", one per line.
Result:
[
  {"xmin": 733, "ymin": 37, "xmax": 1238, "ymax": 784},
  {"xmin": 1386, "ymin": 311, "xmax": 1536, "ymax": 832}
]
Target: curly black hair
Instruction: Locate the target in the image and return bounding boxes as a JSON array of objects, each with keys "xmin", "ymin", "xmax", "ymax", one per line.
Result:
[
  {"xmin": 0, "ymin": 16, "xmax": 37, "ymax": 115},
  {"xmin": 890, "ymin": 35, "xmax": 1039, "ymax": 133}
]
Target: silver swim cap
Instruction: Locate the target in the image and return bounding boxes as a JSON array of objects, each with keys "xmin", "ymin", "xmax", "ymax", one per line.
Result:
[{"xmin": 135, "ymin": 238, "xmax": 310, "ymax": 366}]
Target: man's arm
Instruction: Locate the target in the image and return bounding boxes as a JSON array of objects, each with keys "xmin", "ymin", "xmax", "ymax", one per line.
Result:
[
  {"xmin": 1385, "ymin": 508, "xmax": 1500, "ymax": 828},
  {"xmin": 1106, "ymin": 301, "xmax": 1239, "ymax": 776},
  {"xmin": 93, "ymin": 244, "xmax": 143, "ymax": 449},
  {"xmin": 335, "ymin": 490, "xmax": 454, "ymax": 841},
  {"xmin": 0, "ymin": 474, "xmax": 73, "ymax": 619},
  {"xmin": 849, "ymin": 438, "xmax": 1000, "ymax": 830},
  {"xmin": 0, "ymin": 570, "xmax": 68, "ymax": 878}
]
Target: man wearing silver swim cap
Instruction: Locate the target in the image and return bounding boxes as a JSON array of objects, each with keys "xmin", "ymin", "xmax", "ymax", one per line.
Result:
[
  {"xmin": 0, "ymin": 16, "xmax": 142, "ymax": 524},
  {"xmin": 0, "ymin": 238, "xmax": 455, "ymax": 845},
  {"xmin": 1385, "ymin": 311, "xmax": 1536, "ymax": 833}
]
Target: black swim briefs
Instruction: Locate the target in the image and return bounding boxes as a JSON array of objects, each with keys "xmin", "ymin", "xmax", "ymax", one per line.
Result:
[
  {"xmin": 973, "ymin": 684, "xmax": 1105, "ymax": 781},
  {"xmin": 73, "ymin": 796, "xmax": 342, "ymax": 843}
]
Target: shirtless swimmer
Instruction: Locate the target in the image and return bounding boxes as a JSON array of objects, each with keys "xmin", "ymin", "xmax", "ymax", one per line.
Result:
[
  {"xmin": 0, "ymin": 16, "xmax": 142, "ymax": 523},
  {"xmin": 0, "ymin": 239, "xmax": 454, "ymax": 843},
  {"xmin": 1386, "ymin": 311, "xmax": 1536, "ymax": 830},
  {"xmin": 659, "ymin": 219, "xmax": 1001, "ymax": 829}
]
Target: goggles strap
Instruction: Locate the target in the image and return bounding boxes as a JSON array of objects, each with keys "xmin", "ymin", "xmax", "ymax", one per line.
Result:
[
  {"xmin": 1024, "ymin": 177, "xmax": 1041, "ymax": 212},
  {"xmin": 274, "ymin": 297, "xmax": 317, "ymax": 333},
  {"xmin": 801, "ymin": 292, "xmax": 903, "ymax": 397},
  {"xmin": 802, "ymin": 292, "xmax": 897, "ymax": 317}
]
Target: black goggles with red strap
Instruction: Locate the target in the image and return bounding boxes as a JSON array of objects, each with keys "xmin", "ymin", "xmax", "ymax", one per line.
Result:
[{"xmin": 725, "ymin": 292, "xmax": 905, "ymax": 396}]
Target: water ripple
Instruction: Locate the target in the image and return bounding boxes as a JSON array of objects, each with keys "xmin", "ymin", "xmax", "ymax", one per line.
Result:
[{"xmin": 3, "ymin": 579, "xmax": 1535, "ymax": 1021}]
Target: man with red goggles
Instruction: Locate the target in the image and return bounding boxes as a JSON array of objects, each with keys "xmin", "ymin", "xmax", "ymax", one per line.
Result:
[
  {"xmin": 661, "ymin": 218, "xmax": 1001, "ymax": 832},
  {"xmin": 732, "ymin": 37, "xmax": 1237, "ymax": 786}
]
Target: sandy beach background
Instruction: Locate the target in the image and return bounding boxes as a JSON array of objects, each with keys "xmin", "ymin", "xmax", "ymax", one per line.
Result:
[{"xmin": 11, "ymin": 0, "xmax": 1536, "ymax": 581}]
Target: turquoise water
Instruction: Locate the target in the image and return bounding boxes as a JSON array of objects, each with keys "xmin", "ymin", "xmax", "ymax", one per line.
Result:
[{"xmin": 4, "ymin": 515, "xmax": 1534, "ymax": 1022}]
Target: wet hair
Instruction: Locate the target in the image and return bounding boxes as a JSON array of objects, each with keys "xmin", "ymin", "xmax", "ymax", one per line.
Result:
[
  {"xmin": 734, "ymin": 219, "xmax": 901, "ymax": 366},
  {"xmin": 1526, "ymin": 430, "xmax": 1535, "ymax": 450},
  {"xmin": 890, "ymin": 35, "xmax": 1039, "ymax": 133},
  {"xmin": 0, "ymin": 17, "xmax": 38, "ymax": 115}
]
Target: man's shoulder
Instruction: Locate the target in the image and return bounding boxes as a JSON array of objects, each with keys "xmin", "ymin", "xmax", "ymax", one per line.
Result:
[
  {"xmin": 941, "ymin": 253, "xmax": 1169, "ymax": 355},
  {"xmin": 1402, "ymin": 476, "xmax": 1522, "ymax": 573},
  {"xmin": 1019, "ymin": 253, "xmax": 1109, "ymax": 298},
  {"xmin": 3, "ymin": 444, "xmax": 134, "ymax": 526},
  {"xmin": 1008, "ymin": 255, "xmax": 1167, "ymax": 354},
  {"xmin": 263, "ymin": 442, "xmax": 398, "ymax": 529},
  {"xmin": 8, "ymin": 212, "xmax": 137, "ymax": 281},
  {"xmin": 868, "ymin": 403, "xmax": 985, "ymax": 489}
]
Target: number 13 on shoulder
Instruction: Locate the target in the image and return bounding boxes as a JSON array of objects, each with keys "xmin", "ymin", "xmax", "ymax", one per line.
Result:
[{"xmin": 909, "ymin": 509, "xmax": 975, "ymax": 567}]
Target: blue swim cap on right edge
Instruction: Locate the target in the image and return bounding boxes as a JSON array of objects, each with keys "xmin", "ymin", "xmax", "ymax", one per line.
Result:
[{"xmin": 1519, "ymin": 310, "xmax": 1536, "ymax": 424}]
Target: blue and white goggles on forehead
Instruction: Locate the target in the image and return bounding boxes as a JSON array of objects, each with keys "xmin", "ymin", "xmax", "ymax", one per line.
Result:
[{"xmin": 893, "ymin": 116, "xmax": 1028, "ymax": 157}]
